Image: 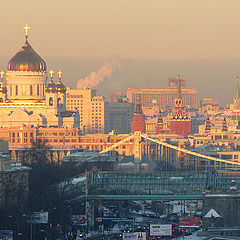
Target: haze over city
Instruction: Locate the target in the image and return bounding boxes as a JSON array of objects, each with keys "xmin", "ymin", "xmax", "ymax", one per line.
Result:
[
  {"xmin": 2, "ymin": 1, "xmax": 240, "ymax": 240},
  {"xmin": 1, "ymin": 0, "xmax": 240, "ymax": 104}
]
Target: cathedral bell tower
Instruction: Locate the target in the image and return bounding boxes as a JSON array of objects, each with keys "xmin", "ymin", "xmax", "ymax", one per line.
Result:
[
  {"xmin": 56, "ymin": 70, "xmax": 66, "ymax": 112},
  {"xmin": 45, "ymin": 70, "xmax": 58, "ymax": 113}
]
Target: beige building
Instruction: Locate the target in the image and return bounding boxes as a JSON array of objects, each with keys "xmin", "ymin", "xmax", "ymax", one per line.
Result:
[
  {"xmin": 127, "ymin": 87, "xmax": 197, "ymax": 110},
  {"xmin": 66, "ymin": 88, "xmax": 106, "ymax": 134},
  {"xmin": 66, "ymin": 88, "xmax": 134, "ymax": 134}
]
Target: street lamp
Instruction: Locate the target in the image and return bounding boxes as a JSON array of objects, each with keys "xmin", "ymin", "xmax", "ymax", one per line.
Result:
[
  {"xmin": 22, "ymin": 213, "xmax": 33, "ymax": 240},
  {"xmin": 18, "ymin": 233, "xmax": 29, "ymax": 240},
  {"xmin": 61, "ymin": 206, "xmax": 72, "ymax": 230},
  {"xmin": 40, "ymin": 230, "xmax": 51, "ymax": 240},
  {"xmin": 9, "ymin": 215, "xmax": 19, "ymax": 240}
]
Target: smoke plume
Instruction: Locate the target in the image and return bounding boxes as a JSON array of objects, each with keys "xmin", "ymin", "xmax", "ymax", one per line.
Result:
[{"xmin": 77, "ymin": 55, "xmax": 120, "ymax": 89}]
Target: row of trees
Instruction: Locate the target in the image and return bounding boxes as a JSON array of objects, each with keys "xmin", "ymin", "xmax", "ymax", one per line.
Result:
[{"xmin": 0, "ymin": 140, "xmax": 81, "ymax": 231}]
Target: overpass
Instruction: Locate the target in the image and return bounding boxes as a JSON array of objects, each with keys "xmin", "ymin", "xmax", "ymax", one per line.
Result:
[
  {"xmin": 58, "ymin": 132, "xmax": 240, "ymax": 202},
  {"xmin": 70, "ymin": 194, "xmax": 203, "ymax": 202},
  {"xmin": 60, "ymin": 170, "xmax": 240, "ymax": 202}
]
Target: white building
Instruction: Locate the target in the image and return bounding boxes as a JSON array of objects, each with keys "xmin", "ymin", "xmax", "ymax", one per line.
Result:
[{"xmin": 0, "ymin": 25, "xmax": 79, "ymax": 128}]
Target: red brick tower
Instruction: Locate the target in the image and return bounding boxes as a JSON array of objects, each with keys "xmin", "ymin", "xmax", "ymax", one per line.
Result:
[
  {"xmin": 156, "ymin": 109, "xmax": 164, "ymax": 134},
  {"xmin": 131, "ymin": 98, "xmax": 146, "ymax": 133},
  {"xmin": 205, "ymin": 117, "xmax": 211, "ymax": 133},
  {"xmin": 168, "ymin": 75, "xmax": 191, "ymax": 136},
  {"xmin": 222, "ymin": 117, "xmax": 228, "ymax": 132}
]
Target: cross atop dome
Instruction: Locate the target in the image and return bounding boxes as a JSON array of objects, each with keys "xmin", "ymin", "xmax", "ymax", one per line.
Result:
[
  {"xmin": 0, "ymin": 71, "xmax": 4, "ymax": 81},
  {"xmin": 23, "ymin": 24, "xmax": 30, "ymax": 39},
  {"xmin": 58, "ymin": 70, "xmax": 62, "ymax": 80},
  {"xmin": 49, "ymin": 70, "xmax": 54, "ymax": 79}
]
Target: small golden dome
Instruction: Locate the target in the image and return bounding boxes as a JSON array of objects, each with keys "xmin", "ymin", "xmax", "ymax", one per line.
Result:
[
  {"xmin": 7, "ymin": 39, "xmax": 46, "ymax": 72},
  {"xmin": 56, "ymin": 80, "xmax": 66, "ymax": 93},
  {"xmin": 46, "ymin": 80, "xmax": 56, "ymax": 93}
]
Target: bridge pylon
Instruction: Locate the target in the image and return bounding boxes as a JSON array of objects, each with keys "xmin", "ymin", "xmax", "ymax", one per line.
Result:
[{"xmin": 133, "ymin": 131, "xmax": 142, "ymax": 171}]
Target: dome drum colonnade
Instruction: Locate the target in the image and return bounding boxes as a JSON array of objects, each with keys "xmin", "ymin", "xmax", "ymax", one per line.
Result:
[{"xmin": 2, "ymin": 24, "xmax": 66, "ymax": 105}]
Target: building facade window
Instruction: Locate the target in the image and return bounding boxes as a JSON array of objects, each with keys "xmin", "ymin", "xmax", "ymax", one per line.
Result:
[
  {"xmin": 49, "ymin": 97, "xmax": 53, "ymax": 106},
  {"xmin": 37, "ymin": 85, "xmax": 40, "ymax": 96}
]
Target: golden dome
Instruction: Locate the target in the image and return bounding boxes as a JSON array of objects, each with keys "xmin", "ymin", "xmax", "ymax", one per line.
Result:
[
  {"xmin": 7, "ymin": 39, "xmax": 46, "ymax": 72},
  {"xmin": 46, "ymin": 80, "xmax": 57, "ymax": 93},
  {"xmin": 56, "ymin": 80, "xmax": 66, "ymax": 93}
]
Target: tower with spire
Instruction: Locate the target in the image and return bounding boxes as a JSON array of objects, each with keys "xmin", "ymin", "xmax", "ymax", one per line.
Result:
[
  {"xmin": 131, "ymin": 97, "xmax": 146, "ymax": 133},
  {"xmin": 156, "ymin": 108, "xmax": 164, "ymax": 134},
  {"xmin": 168, "ymin": 75, "xmax": 191, "ymax": 136},
  {"xmin": 56, "ymin": 70, "xmax": 66, "ymax": 112},
  {"xmin": 205, "ymin": 117, "xmax": 211, "ymax": 133},
  {"xmin": 234, "ymin": 76, "xmax": 240, "ymax": 110}
]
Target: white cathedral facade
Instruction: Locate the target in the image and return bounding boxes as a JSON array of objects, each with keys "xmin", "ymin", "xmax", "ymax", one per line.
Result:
[{"xmin": 0, "ymin": 25, "xmax": 79, "ymax": 128}]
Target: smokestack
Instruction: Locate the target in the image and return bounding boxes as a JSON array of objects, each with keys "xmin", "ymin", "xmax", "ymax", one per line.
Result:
[{"xmin": 77, "ymin": 55, "xmax": 120, "ymax": 89}]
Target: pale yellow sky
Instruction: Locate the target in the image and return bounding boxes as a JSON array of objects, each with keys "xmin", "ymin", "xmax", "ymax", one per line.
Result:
[{"xmin": 2, "ymin": 0, "xmax": 240, "ymax": 59}]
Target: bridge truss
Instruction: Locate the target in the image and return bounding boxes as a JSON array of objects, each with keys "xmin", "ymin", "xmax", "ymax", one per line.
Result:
[{"xmin": 98, "ymin": 132, "xmax": 240, "ymax": 171}]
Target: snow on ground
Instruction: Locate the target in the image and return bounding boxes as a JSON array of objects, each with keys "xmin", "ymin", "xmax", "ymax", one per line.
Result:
[
  {"xmin": 174, "ymin": 231, "xmax": 203, "ymax": 239},
  {"xmin": 71, "ymin": 176, "xmax": 86, "ymax": 184}
]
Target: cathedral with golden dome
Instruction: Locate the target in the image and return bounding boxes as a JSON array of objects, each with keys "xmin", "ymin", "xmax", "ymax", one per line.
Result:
[{"xmin": 0, "ymin": 25, "xmax": 79, "ymax": 128}]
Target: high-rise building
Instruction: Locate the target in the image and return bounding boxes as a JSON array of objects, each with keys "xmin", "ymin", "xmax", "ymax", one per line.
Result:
[
  {"xmin": 168, "ymin": 77, "xmax": 186, "ymax": 88},
  {"xmin": 66, "ymin": 88, "xmax": 134, "ymax": 134},
  {"xmin": 127, "ymin": 76, "xmax": 197, "ymax": 114},
  {"xmin": 66, "ymin": 88, "xmax": 106, "ymax": 134},
  {"xmin": 105, "ymin": 101, "xmax": 134, "ymax": 134}
]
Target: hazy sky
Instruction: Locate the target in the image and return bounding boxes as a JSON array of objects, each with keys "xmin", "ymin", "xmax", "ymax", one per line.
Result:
[
  {"xmin": 1, "ymin": 0, "xmax": 240, "ymax": 105},
  {"xmin": 2, "ymin": 0, "xmax": 240, "ymax": 59}
]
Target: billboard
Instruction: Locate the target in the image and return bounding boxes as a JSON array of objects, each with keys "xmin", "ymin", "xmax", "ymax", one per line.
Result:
[
  {"xmin": 179, "ymin": 217, "xmax": 200, "ymax": 227},
  {"xmin": 71, "ymin": 215, "xmax": 87, "ymax": 226},
  {"xmin": 29, "ymin": 212, "xmax": 48, "ymax": 224},
  {"xmin": 0, "ymin": 230, "xmax": 13, "ymax": 240},
  {"xmin": 99, "ymin": 217, "xmax": 134, "ymax": 222},
  {"xmin": 150, "ymin": 224, "xmax": 172, "ymax": 236},
  {"xmin": 123, "ymin": 232, "xmax": 146, "ymax": 240}
]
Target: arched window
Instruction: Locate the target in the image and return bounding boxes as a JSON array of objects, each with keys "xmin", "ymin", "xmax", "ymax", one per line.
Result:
[
  {"xmin": 58, "ymin": 97, "xmax": 62, "ymax": 106},
  {"xmin": 16, "ymin": 85, "xmax": 18, "ymax": 96},
  {"xmin": 30, "ymin": 85, "xmax": 33, "ymax": 95},
  {"xmin": 37, "ymin": 85, "xmax": 40, "ymax": 96},
  {"xmin": 49, "ymin": 97, "xmax": 53, "ymax": 106}
]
